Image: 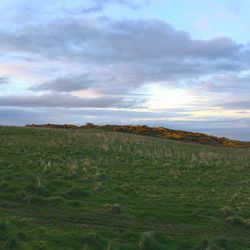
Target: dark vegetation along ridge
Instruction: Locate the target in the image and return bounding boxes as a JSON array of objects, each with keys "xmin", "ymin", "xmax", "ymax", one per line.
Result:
[
  {"xmin": 1, "ymin": 125, "xmax": 250, "ymax": 249},
  {"xmin": 26, "ymin": 123, "xmax": 250, "ymax": 148}
]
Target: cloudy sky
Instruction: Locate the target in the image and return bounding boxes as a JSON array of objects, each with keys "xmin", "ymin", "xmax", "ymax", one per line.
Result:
[{"xmin": 0, "ymin": 0, "xmax": 250, "ymax": 140}]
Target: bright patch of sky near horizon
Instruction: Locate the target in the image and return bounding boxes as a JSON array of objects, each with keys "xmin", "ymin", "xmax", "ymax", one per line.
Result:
[{"xmin": 0, "ymin": 0, "xmax": 250, "ymax": 140}]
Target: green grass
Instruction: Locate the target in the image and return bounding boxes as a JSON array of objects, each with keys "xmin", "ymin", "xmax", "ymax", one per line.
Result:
[{"xmin": 0, "ymin": 126, "xmax": 250, "ymax": 249}]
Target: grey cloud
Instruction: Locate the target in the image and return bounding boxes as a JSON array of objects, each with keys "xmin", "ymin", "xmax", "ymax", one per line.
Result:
[
  {"xmin": 0, "ymin": 77, "xmax": 9, "ymax": 85},
  {"xmin": 216, "ymin": 100, "xmax": 250, "ymax": 109},
  {"xmin": 0, "ymin": 92, "xmax": 146, "ymax": 109},
  {"xmin": 1, "ymin": 17, "xmax": 248, "ymax": 97},
  {"xmin": 189, "ymin": 37, "xmax": 240, "ymax": 59},
  {"xmin": 0, "ymin": 93, "xmax": 121, "ymax": 108},
  {"xmin": 0, "ymin": 18, "xmax": 246, "ymax": 64},
  {"xmin": 30, "ymin": 74, "xmax": 95, "ymax": 92},
  {"xmin": 106, "ymin": 19, "xmax": 241, "ymax": 62},
  {"xmin": 30, "ymin": 69, "xmax": 144, "ymax": 94},
  {"xmin": 199, "ymin": 73, "xmax": 250, "ymax": 94},
  {"xmin": 30, "ymin": 58, "xmax": 243, "ymax": 95},
  {"xmin": 82, "ymin": 0, "xmax": 149, "ymax": 13}
]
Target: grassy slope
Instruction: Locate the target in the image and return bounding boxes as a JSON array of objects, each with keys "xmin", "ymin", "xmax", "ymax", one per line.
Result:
[{"xmin": 0, "ymin": 126, "xmax": 250, "ymax": 249}]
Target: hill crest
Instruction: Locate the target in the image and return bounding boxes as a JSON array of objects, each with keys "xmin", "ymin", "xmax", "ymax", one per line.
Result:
[{"xmin": 26, "ymin": 123, "xmax": 250, "ymax": 148}]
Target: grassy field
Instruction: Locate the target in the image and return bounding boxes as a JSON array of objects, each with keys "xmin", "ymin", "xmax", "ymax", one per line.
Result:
[{"xmin": 0, "ymin": 126, "xmax": 250, "ymax": 249}]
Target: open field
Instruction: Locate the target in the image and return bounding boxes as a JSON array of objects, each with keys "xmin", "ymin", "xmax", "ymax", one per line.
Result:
[{"xmin": 0, "ymin": 126, "xmax": 250, "ymax": 249}]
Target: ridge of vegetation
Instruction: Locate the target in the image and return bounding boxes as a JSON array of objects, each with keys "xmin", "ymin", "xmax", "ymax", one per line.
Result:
[{"xmin": 26, "ymin": 123, "xmax": 250, "ymax": 148}]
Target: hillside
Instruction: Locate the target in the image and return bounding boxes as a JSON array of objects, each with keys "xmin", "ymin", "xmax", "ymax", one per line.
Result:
[
  {"xmin": 1, "ymin": 126, "xmax": 250, "ymax": 249},
  {"xmin": 26, "ymin": 123, "xmax": 250, "ymax": 148}
]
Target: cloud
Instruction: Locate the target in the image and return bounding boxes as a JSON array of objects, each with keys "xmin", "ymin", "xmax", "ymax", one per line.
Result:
[
  {"xmin": 0, "ymin": 18, "xmax": 246, "ymax": 65},
  {"xmin": 0, "ymin": 76, "xmax": 9, "ymax": 85},
  {"xmin": 29, "ymin": 67, "xmax": 151, "ymax": 95},
  {"xmin": 30, "ymin": 74, "xmax": 95, "ymax": 92},
  {"xmin": 82, "ymin": 0, "xmax": 149, "ymax": 13},
  {"xmin": 200, "ymin": 74, "xmax": 250, "ymax": 93},
  {"xmin": 1, "ymin": 16, "xmax": 248, "ymax": 120},
  {"xmin": 0, "ymin": 93, "xmax": 120, "ymax": 108},
  {"xmin": 216, "ymin": 100, "xmax": 250, "ymax": 110},
  {"xmin": 0, "ymin": 92, "xmax": 147, "ymax": 109},
  {"xmin": 0, "ymin": 17, "xmax": 246, "ymax": 99},
  {"xmin": 29, "ymin": 60, "xmax": 231, "ymax": 96}
]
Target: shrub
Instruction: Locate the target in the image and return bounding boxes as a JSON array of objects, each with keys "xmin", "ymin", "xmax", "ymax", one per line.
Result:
[
  {"xmin": 226, "ymin": 216, "xmax": 250, "ymax": 228},
  {"xmin": 85, "ymin": 232, "xmax": 100, "ymax": 243},
  {"xmin": 226, "ymin": 216, "xmax": 244, "ymax": 226},
  {"xmin": 104, "ymin": 203, "xmax": 122, "ymax": 214},
  {"xmin": 138, "ymin": 232, "xmax": 157, "ymax": 250},
  {"xmin": 93, "ymin": 182, "xmax": 103, "ymax": 192},
  {"xmin": 220, "ymin": 206, "xmax": 232, "ymax": 217}
]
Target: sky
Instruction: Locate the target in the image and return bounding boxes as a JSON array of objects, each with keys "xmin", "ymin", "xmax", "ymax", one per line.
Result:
[{"xmin": 0, "ymin": 0, "xmax": 250, "ymax": 141}]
